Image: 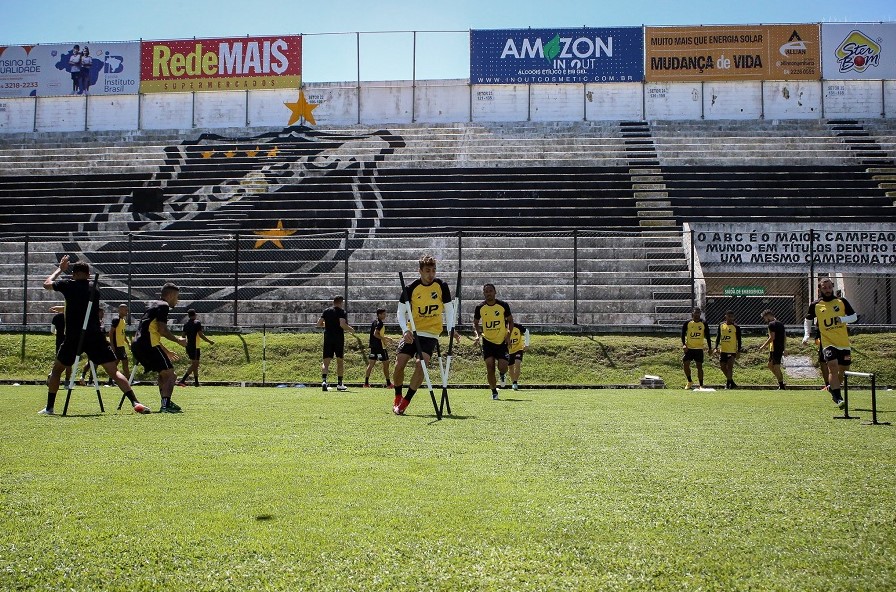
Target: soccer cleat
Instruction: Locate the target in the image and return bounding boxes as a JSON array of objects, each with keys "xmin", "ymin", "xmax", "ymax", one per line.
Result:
[
  {"xmin": 336, "ymin": 384, "xmax": 348, "ymax": 392},
  {"xmin": 133, "ymin": 403, "xmax": 151, "ymax": 414},
  {"xmin": 778, "ymin": 383, "xmax": 787, "ymax": 390},
  {"xmin": 176, "ymin": 381, "xmax": 187, "ymax": 387},
  {"xmin": 321, "ymin": 382, "xmax": 328, "ymax": 392},
  {"xmin": 729, "ymin": 381, "xmax": 738, "ymax": 389},
  {"xmin": 37, "ymin": 408, "xmax": 55, "ymax": 415},
  {"xmin": 385, "ymin": 382, "xmax": 395, "ymax": 389},
  {"xmin": 363, "ymin": 383, "xmax": 370, "ymax": 388},
  {"xmin": 685, "ymin": 382, "xmax": 694, "ymax": 390},
  {"xmin": 499, "ymin": 375, "xmax": 506, "ymax": 388},
  {"xmin": 393, "ymin": 404, "xmax": 403, "ymax": 415},
  {"xmin": 492, "ymin": 391, "xmax": 499, "ymax": 400},
  {"xmin": 820, "ymin": 384, "xmax": 830, "ymax": 391},
  {"xmin": 167, "ymin": 400, "xmax": 182, "ymax": 412},
  {"xmin": 512, "ymin": 383, "xmax": 519, "ymax": 391}
]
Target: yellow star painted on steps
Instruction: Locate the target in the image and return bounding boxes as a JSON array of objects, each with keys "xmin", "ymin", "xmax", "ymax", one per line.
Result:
[
  {"xmin": 284, "ymin": 90, "xmax": 319, "ymax": 126},
  {"xmin": 253, "ymin": 220, "xmax": 297, "ymax": 249},
  {"xmin": 201, "ymin": 150, "xmax": 214, "ymax": 158},
  {"xmin": 266, "ymin": 146, "xmax": 280, "ymax": 158},
  {"xmin": 246, "ymin": 146, "xmax": 260, "ymax": 158}
]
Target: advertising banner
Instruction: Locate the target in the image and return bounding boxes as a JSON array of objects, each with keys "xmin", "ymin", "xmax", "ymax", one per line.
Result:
[
  {"xmin": 821, "ymin": 23, "xmax": 896, "ymax": 80},
  {"xmin": 470, "ymin": 27, "xmax": 643, "ymax": 84},
  {"xmin": 645, "ymin": 24, "xmax": 820, "ymax": 81},
  {"xmin": 140, "ymin": 35, "xmax": 301, "ymax": 93},
  {"xmin": 0, "ymin": 42, "xmax": 140, "ymax": 98}
]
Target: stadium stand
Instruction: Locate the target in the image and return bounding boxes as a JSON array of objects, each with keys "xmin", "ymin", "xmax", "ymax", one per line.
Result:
[{"xmin": 1, "ymin": 119, "xmax": 894, "ymax": 328}]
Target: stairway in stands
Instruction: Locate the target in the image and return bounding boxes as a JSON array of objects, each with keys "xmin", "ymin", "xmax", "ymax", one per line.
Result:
[{"xmin": 620, "ymin": 121, "xmax": 675, "ymax": 229}]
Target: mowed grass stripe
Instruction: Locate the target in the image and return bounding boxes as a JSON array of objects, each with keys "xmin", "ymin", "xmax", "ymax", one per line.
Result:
[{"xmin": 2, "ymin": 386, "xmax": 894, "ymax": 591}]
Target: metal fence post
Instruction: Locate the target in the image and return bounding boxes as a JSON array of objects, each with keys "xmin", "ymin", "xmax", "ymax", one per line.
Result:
[
  {"xmin": 573, "ymin": 229, "xmax": 578, "ymax": 326},
  {"xmin": 344, "ymin": 229, "xmax": 350, "ymax": 307},
  {"xmin": 21, "ymin": 235, "xmax": 29, "ymax": 359},
  {"xmin": 233, "ymin": 233, "xmax": 240, "ymax": 327},
  {"xmin": 127, "ymin": 233, "xmax": 133, "ymax": 319},
  {"xmin": 457, "ymin": 229, "xmax": 463, "ymax": 322},
  {"xmin": 809, "ymin": 227, "xmax": 815, "ymax": 302}
]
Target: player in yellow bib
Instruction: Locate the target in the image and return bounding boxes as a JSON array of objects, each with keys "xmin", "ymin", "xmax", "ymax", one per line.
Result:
[
  {"xmin": 713, "ymin": 310, "xmax": 742, "ymax": 389},
  {"xmin": 392, "ymin": 255, "xmax": 459, "ymax": 415},
  {"xmin": 506, "ymin": 322, "xmax": 530, "ymax": 391},
  {"xmin": 473, "ymin": 283, "xmax": 514, "ymax": 400},
  {"xmin": 802, "ymin": 277, "xmax": 856, "ymax": 409},
  {"xmin": 681, "ymin": 307, "xmax": 711, "ymax": 389}
]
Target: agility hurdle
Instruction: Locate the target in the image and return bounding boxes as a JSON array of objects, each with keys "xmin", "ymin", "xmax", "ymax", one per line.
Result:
[{"xmin": 841, "ymin": 371, "xmax": 890, "ymax": 426}]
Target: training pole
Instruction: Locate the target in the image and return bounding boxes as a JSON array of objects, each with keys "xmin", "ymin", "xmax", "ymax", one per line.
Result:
[
  {"xmin": 63, "ymin": 273, "xmax": 102, "ymax": 416},
  {"xmin": 262, "ymin": 324, "xmax": 267, "ymax": 386},
  {"xmin": 87, "ymin": 361, "xmax": 105, "ymax": 413},
  {"xmin": 399, "ymin": 272, "xmax": 441, "ymax": 419},
  {"xmin": 438, "ymin": 269, "xmax": 461, "ymax": 417},
  {"xmin": 844, "ymin": 371, "xmax": 890, "ymax": 426}
]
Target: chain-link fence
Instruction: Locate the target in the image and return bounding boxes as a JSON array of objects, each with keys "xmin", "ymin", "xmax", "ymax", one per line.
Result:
[{"xmin": 1, "ymin": 228, "xmax": 894, "ymax": 334}]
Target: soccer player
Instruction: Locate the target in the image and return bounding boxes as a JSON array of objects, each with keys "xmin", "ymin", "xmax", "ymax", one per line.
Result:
[
  {"xmin": 473, "ymin": 283, "xmax": 514, "ymax": 400},
  {"xmin": 131, "ymin": 282, "xmax": 188, "ymax": 412},
  {"xmin": 681, "ymin": 307, "xmax": 711, "ymax": 390},
  {"xmin": 317, "ymin": 296, "xmax": 354, "ymax": 392},
  {"xmin": 363, "ymin": 307, "xmax": 394, "ymax": 388},
  {"xmin": 392, "ymin": 255, "xmax": 459, "ymax": 415},
  {"xmin": 758, "ymin": 309, "xmax": 787, "ymax": 390},
  {"xmin": 107, "ymin": 303, "xmax": 131, "ymax": 386},
  {"xmin": 713, "ymin": 310, "xmax": 742, "ymax": 389},
  {"xmin": 177, "ymin": 309, "xmax": 215, "ymax": 387},
  {"xmin": 802, "ymin": 277, "xmax": 857, "ymax": 409},
  {"xmin": 39, "ymin": 256, "xmax": 149, "ymax": 415},
  {"xmin": 507, "ymin": 321, "xmax": 530, "ymax": 391}
]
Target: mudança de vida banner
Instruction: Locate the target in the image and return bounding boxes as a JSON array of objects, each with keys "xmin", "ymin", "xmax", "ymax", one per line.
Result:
[
  {"xmin": 140, "ymin": 35, "xmax": 301, "ymax": 93},
  {"xmin": 821, "ymin": 23, "xmax": 896, "ymax": 80},
  {"xmin": 470, "ymin": 27, "xmax": 644, "ymax": 84},
  {"xmin": 645, "ymin": 24, "xmax": 820, "ymax": 81},
  {"xmin": 692, "ymin": 223, "xmax": 896, "ymax": 273},
  {"xmin": 0, "ymin": 42, "xmax": 140, "ymax": 97}
]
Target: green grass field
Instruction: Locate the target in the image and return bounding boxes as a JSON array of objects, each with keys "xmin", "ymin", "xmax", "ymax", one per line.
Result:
[{"xmin": 2, "ymin": 383, "xmax": 894, "ymax": 591}]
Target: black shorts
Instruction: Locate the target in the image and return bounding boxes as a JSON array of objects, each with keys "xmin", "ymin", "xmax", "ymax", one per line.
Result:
[
  {"xmin": 682, "ymin": 348, "xmax": 704, "ymax": 363},
  {"xmin": 719, "ymin": 352, "xmax": 736, "ymax": 363},
  {"xmin": 508, "ymin": 351, "xmax": 524, "ymax": 363},
  {"xmin": 113, "ymin": 345, "xmax": 128, "ymax": 361},
  {"xmin": 368, "ymin": 349, "xmax": 389, "ymax": 361},
  {"xmin": 481, "ymin": 339, "xmax": 509, "ymax": 361},
  {"xmin": 132, "ymin": 342, "xmax": 174, "ymax": 373},
  {"xmin": 323, "ymin": 332, "xmax": 345, "ymax": 359},
  {"xmin": 397, "ymin": 335, "xmax": 439, "ymax": 358},
  {"xmin": 768, "ymin": 350, "xmax": 784, "ymax": 365},
  {"xmin": 822, "ymin": 346, "xmax": 852, "ymax": 367},
  {"xmin": 186, "ymin": 345, "xmax": 200, "ymax": 361},
  {"xmin": 56, "ymin": 332, "xmax": 117, "ymax": 367}
]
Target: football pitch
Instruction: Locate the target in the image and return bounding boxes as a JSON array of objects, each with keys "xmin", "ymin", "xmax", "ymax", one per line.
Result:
[{"xmin": 2, "ymin": 385, "xmax": 895, "ymax": 591}]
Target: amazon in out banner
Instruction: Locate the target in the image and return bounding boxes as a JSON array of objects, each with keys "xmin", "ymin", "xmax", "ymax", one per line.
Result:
[
  {"xmin": 821, "ymin": 23, "xmax": 896, "ymax": 80},
  {"xmin": 470, "ymin": 27, "xmax": 644, "ymax": 84},
  {"xmin": 645, "ymin": 24, "xmax": 821, "ymax": 81},
  {"xmin": 0, "ymin": 42, "xmax": 140, "ymax": 98},
  {"xmin": 140, "ymin": 35, "xmax": 302, "ymax": 93}
]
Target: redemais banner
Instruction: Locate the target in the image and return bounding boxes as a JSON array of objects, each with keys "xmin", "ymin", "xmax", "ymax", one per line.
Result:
[
  {"xmin": 140, "ymin": 35, "xmax": 301, "ymax": 93},
  {"xmin": 645, "ymin": 24, "xmax": 820, "ymax": 81}
]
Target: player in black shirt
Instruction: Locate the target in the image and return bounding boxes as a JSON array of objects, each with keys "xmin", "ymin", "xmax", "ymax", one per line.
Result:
[
  {"xmin": 363, "ymin": 308, "xmax": 394, "ymax": 388},
  {"xmin": 39, "ymin": 256, "xmax": 148, "ymax": 415},
  {"xmin": 316, "ymin": 296, "xmax": 355, "ymax": 391},
  {"xmin": 177, "ymin": 309, "xmax": 215, "ymax": 387},
  {"xmin": 758, "ymin": 309, "xmax": 787, "ymax": 390}
]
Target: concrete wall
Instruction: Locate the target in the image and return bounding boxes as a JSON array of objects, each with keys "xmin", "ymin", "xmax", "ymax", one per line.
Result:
[{"xmin": 1, "ymin": 78, "xmax": 894, "ymax": 134}]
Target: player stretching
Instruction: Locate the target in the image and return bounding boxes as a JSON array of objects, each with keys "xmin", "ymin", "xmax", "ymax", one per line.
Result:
[
  {"xmin": 802, "ymin": 277, "xmax": 856, "ymax": 409},
  {"xmin": 473, "ymin": 283, "xmax": 513, "ymax": 400},
  {"xmin": 392, "ymin": 255, "xmax": 459, "ymax": 415}
]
